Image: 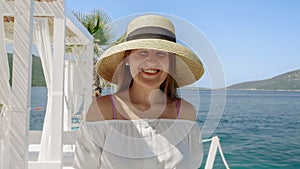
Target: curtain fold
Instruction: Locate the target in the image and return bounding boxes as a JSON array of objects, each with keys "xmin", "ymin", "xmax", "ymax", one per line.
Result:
[
  {"xmin": 33, "ymin": 17, "xmax": 93, "ymax": 161},
  {"xmin": 33, "ymin": 18, "xmax": 54, "ymax": 161},
  {"xmin": 64, "ymin": 48, "xmax": 87, "ymax": 131},
  {"xmin": 74, "ymin": 47, "xmax": 93, "ymax": 117}
]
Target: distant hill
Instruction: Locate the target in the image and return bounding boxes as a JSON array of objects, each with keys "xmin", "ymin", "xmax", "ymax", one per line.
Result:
[
  {"xmin": 8, "ymin": 54, "xmax": 46, "ymax": 86},
  {"xmin": 228, "ymin": 69, "xmax": 300, "ymax": 91}
]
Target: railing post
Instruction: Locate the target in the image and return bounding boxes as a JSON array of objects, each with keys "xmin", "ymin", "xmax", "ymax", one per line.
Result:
[{"xmin": 204, "ymin": 136, "xmax": 219, "ymax": 169}]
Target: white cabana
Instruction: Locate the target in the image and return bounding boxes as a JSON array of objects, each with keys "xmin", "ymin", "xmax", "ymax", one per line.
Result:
[{"xmin": 0, "ymin": 0, "xmax": 93, "ymax": 169}]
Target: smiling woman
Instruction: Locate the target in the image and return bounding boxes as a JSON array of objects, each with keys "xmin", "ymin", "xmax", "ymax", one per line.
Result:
[{"xmin": 73, "ymin": 14, "xmax": 205, "ymax": 169}]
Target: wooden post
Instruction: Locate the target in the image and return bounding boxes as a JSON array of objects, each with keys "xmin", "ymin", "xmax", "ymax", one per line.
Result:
[
  {"xmin": 0, "ymin": 1, "xmax": 10, "ymax": 169},
  {"xmin": 9, "ymin": 0, "xmax": 34, "ymax": 169}
]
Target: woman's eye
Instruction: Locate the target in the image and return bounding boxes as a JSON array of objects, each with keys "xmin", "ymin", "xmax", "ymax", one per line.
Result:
[
  {"xmin": 157, "ymin": 52, "xmax": 168, "ymax": 58},
  {"xmin": 138, "ymin": 51, "xmax": 148, "ymax": 56}
]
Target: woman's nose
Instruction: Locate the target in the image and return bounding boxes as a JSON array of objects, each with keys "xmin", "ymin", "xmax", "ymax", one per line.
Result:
[{"xmin": 146, "ymin": 52, "xmax": 158, "ymax": 63}]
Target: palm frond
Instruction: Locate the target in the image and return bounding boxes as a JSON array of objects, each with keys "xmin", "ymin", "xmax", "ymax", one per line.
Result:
[{"xmin": 73, "ymin": 9, "xmax": 115, "ymax": 46}]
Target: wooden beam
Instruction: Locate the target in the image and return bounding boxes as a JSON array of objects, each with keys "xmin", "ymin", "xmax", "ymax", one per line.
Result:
[
  {"xmin": 3, "ymin": 1, "xmax": 64, "ymax": 17},
  {"xmin": 3, "ymin": 1, "xmax": 93, "ymax": 46},
  {"xmin": 0, "ymin": 0, "xmax": 10, "ymax": 169},
  {"xmin": 29, "ymin": 131, "xmax": 77, "ymax": 145},
  {"xmin": 9, "ymin": 0, "xmax": 34, "ymax": 169}
]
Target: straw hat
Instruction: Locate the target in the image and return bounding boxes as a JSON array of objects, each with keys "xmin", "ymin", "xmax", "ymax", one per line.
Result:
[{"xmin": 96, "ymin": 14, "xmax": 204, "ymax": 87}]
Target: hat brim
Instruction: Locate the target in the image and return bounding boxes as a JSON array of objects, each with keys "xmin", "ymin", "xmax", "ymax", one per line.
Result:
[{"xmin": 96, "ymin": 38, "xmax": 204, "ymax": 87}]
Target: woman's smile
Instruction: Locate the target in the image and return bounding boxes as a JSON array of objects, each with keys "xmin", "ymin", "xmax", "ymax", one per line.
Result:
[{"xmin": 141, "ymin": 68, "xmax": 161, "ymax": 74}]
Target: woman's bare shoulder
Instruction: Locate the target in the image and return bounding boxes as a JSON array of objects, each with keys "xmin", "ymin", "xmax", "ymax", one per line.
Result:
[
  {"xmin": 85, "ymin": 95, "xmax": 114, "ymax": 122},
  {"xmin": 178, "ymin": 99, "xmax": 197, "ymax": 121}
]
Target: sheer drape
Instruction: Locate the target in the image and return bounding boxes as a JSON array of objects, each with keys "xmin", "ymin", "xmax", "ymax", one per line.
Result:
[
  {"xmin": 64, "ymin": 52, "xmax": 83, "ymax": 131},
  {"xmin": 64, "ymin": 47, "xmax": 91, "ymax": 130},
  {"xmin": 34, "ymin": 18, "xmax": 92, "ymax": 161},
  {"xmin": 34, "ymin": 18, "xmax": 92, "ymax": 160},
  {"xmin": 33, "ymin": 18, "xmax": 54, "ymax": 161}
]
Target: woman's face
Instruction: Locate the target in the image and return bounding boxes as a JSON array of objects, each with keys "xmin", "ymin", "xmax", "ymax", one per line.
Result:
[{"xmin": 127, "ymin": 49, "xmax": 170, "ymax": 88}]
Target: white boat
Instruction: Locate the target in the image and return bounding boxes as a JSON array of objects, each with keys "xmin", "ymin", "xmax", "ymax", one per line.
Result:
[{"xmin": 0, "ymin": 0, "xmax": 229, "ymax": 168}]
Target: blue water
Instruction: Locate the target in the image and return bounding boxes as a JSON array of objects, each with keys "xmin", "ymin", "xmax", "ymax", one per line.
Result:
[
  {"xmin": 30, "ymin": 87, "xmax": 47, "ymax": 130},
  {"xmin": 30, "ymin": 87, "xmax": 300, "ymax": 169}
]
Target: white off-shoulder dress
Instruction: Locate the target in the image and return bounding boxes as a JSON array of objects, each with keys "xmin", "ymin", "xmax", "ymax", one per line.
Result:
[{"xmin": 73, "ymin": 119, "xmax": 203, "ymax": 169}]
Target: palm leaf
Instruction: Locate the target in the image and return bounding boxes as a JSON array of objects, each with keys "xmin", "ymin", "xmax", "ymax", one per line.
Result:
[{"xmin": 74, "ymin": 9, "xmax": 114, "ymax": 46}]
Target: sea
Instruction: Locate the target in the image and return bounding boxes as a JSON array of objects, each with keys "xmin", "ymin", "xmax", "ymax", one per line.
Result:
[{"xmin": 30, "ymin": 87, "xmax": 300, "ymax": 169}]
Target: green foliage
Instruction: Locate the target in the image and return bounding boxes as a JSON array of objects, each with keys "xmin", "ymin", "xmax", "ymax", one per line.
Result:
[
  {"xmin": 74, "ymin": 9, "xmax": 115, "ymax": 47},
  {"xmin": 32, "ymin": 55, "xmax": 46, "ymax": 86},
  {"xmin": 8, "ymin": 54, "xmax": 13, "ymax": 85},
  {"xmin": 7, "ymin": 54, "xmax": 46, "ymax": 87}
]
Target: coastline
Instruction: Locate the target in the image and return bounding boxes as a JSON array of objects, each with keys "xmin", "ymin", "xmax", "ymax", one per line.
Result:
[
  {"xmin": 225, "ymin": 88, "xmax": 300, "ymax": 92},
  {"xmin": 181, "ymin": 87, "xmax": 300, "ymax": 92}
]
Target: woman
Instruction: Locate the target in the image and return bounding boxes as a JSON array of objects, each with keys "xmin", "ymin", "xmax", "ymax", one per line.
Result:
[{"xmin": 73, "ymin": 14, "xmax": 204, "ymax": 169}]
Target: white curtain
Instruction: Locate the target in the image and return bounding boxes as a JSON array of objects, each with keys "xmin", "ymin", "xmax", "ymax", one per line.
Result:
[
  {"xmin": 0, "ymin": 1, "xmax": 12, "ymax": 168},
  {"xmin": 64, "ymin": 57, "xmax": 74, "ymax": 131},
  {"xmin": 73, "ymin": 47, "xmax": 93, "ymax": 118},
  {"xmin": 64, "ymin": 55, "xmax": 83, "ymax": 131},
  {"xmin": 33, "ymin": 17, "xmax": 93, "ymax": 161},
  {"xmin": 33, "ymin": 18, "xmax": 54, "ymax": 161},
  {"xmin": 64, "ymin": 48, "xmax": 90, "ymax": 131}
]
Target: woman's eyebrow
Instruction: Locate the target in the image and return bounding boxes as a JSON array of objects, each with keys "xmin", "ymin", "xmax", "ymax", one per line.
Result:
[{"xmin": 156, "ymin": 51, "xmax": 168, "ymax": 55}]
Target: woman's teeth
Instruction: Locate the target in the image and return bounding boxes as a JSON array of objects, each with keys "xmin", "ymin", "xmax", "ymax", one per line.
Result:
[{"xmin": 143, "ymin": 69, "xmax": 159, "ymax": 73}]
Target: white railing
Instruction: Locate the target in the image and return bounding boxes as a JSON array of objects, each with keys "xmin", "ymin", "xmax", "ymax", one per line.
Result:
[
  {"xmin": 28, "ymin": 131, "xmax": 76, "ymax": 169},
  {"xmin": 203, "ymin": 136, "xmax": 230, "ymax": 169},
  {"xmin": 28, "ymin": 132, "xmax": 230, "ymax": 169}
]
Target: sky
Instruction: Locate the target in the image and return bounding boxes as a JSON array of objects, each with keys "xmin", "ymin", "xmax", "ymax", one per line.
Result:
[{"xmin": 66, "ymin": 0, "xmax": 300, "ymax": 88}]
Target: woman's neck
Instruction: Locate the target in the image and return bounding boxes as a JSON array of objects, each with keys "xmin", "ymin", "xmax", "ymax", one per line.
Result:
[
  {"xmin": 129, "ymin": 81, "xmax": 166, "ymax": 106},
  {"xmin": 115, "ymin": 81, "xmax": 168, "ymax": 117}
]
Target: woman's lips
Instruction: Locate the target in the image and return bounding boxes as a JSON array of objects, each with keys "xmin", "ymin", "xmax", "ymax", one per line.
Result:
[{"xmin": 141, "ymin": 68, "xmax": 160, "ymax": 74}]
